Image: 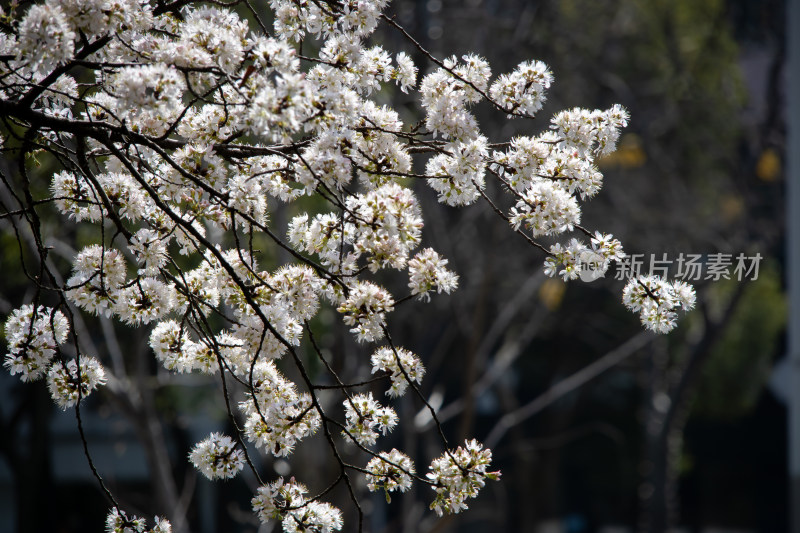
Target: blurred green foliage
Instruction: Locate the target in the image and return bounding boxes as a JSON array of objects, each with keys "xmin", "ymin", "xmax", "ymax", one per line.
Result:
[{"xmin": 694, "ymin": 263, "xmax": 787, "ymax": 418}]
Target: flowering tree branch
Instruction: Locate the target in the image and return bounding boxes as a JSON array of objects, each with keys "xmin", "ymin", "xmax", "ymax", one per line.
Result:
[{"xmin": 0, "ymin": 0, "xmax": 695, "ymax": 531}]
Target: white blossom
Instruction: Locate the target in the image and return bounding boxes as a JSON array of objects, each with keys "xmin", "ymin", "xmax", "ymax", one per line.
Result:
[
  {"xmin": 105, "ymin": 508, "xmax": 146, "ymax": 533},
  {"xmin": 110, "ymin": 64, "xmax": 185, "ymax": 120},
  {"xmin": 282, "ymin": 501, "xmax": 342, "ymax": 533},
  {"xmin": 252, "ymin": 477, "xmax": 306, "ymax": 522},
  {"xmin": 427, "ymin": 439, "xmax": 500, "ymax": 516},
  {"xmin": 346, "ymin": 183, "xmax": 423, "ymax": 271},
  {"xmin": 342, "ymin": 392, "xmax": 398, "ymax": 446},
  {"xmin": 622, "ymin": 275, "xmax": 696, "ymax": 333},
  {"xmin": 67, "ymin": 246, "xmax": 127, "ymax": 317},
  {"xmin": 4, "ymin": 305, "xmax": 69, "ymax": 382},
  {"xmin": 509, "ymin": 181, "xmax": 581, "ymax": 237},
  {"xmin": 393, "ymin": 52, "xmax": 417, "ymax": 93},
  {"xmin": 113, "ymin": 278, "xmax": 176, "ymax": 325},
  {"xmin": 189, "ymin": 432, "xmax": 245, "ymax": 480},
  {"xmin": 129, "ymin": 228, "xmax": 169, "ymax": 275},
  {"xmin": 105, "ymin": 509, "xmax": 171, "ymax": 533},
  {"xmin": 179, "ymin": 7, "xmax": 248, "ymax": 74},
  {"xmin": 239, "ymin": 361, "xmax": 320, "ymax": 456},
  {"xmin": 426, "ymin": 137, "xmax": 489, "ymax": 206},
  {"xmin": 407, "ymin": 248, "xmax": 459, "ymax": 300},
  {"xmin": 252, "ymin": 477, "xmax": 342, "ymax": 533},
  {"xmin": 60, "ymin": 0, "xmax": 152, "ymax": 36},
  {"xmin": 47, "ymin": 356, "xmax": 107, "ymax": 409},
  {"xmin": 366, "ymin": 449, "xmax": 415, "ymax": 500},
  {"xmin": 149, "ymin": 320, "xmax": 197, "ymax": 373},
  {"xmin": 336, "ymin": 281, "xmax": 395, "ymax": 342},
  {"xmin": 371, "ymin": 346, "xmax": 426, "ymax": 397},
  {"xmin": 552, "ymin": 104, "xmax": 630, "ymax": 157},
  {"xmin": 490, "ymin": 60, "xmax": 553, "ymax": 116},
  {"xmin": 17, "ymin": 3, "xmax": 76, "ymax": 73}
]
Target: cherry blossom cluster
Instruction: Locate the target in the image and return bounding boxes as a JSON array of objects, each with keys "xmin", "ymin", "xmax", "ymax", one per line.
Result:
[
  {"xmin": 46, "ymin": 356, "xmax": 107, "ymax": 410},
  {"xmin": 622, "ymin": 276, "xmax": 697, "ymax": 333},
  {"xmin": 407, "ymin": 248, "xmax": 459, "ymax": 300},
  {"xmin": 3, "ymin": 304, "xmax": 107, "ymax": 408},
  {"xmin": 342, "ymin": 392, "xmax": 399, "ymax": 446},
  {"xmin": 239, "ymin": 361, "xmax": 320, "ymax": 457},
  {"xmin": 149, "ymin": 320, "xmax": 210, "ymax": 374},
  {"xmin": 544, "ymin": 232, "xmax": 626, "ymax": 282},
  {"xmin": 188, "ymin": 432, "xmax": 245, "ymax": 480},
  {"xmin": 489, "ymin": 60, "xmax": 553, "ymax": 117},
  {"xmin": 370, "ymin": 346, "xmax": 426, "ymax": 397},
  {"xmin": 252, "ymin": 477, "xmax": 343, "ymax": 532},
  {"xmin": 3, "ymin": 305, "xmax": 69, "ymax": 382},
  {"xmin": 336, "ymin": 281, "xmax": 396, "ymax": 342},
  {"xmin": 427, "ymin": 440, "xmax": 501, "ymax": 516},
  {"xmin": 366, "ymin": 449, "xmax": 416, "ymax": 501},
  {"xmin": 106, "ymin": 508, "xmax": 172, "ymax": 533},
  {"xmin": 288, "ymin": 182, "xmax": 424, "ymax": 275}
]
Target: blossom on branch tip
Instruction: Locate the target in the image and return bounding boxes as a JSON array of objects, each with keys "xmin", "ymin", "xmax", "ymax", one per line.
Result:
[
  {"xmin": 251, "ymin": 477, "xmax": 343, "ymax": 532},
  {"xmin": 17, "ymin": 3, "xmax": 75, "ymax": 73},
  {"xmin": 110, "ymin": 64, "xmax": 185, "ymax": 120},
  {"xmin": 490, "ymin": 60, "xmax": 553, "ymax": 117},
  {"xmin": 371, "ymin": 346, "xmax": 425, "ymax": 397},
  {"xmin": 408, "ymin": 248, "xmax": 459, "ymax": 300},
  {"xmin": 394, "ymin": 52, "xmax": 418, "ymax": 93},
  {"xmin": 337, "ymin": 281, "xmax": 395, "ymax": 342},
  {"xmin": 426, "ymin": 137, "xmax": 489, "ymax": 206},
  {"xmin": 66, "ymin": 245, "xmax": 127, "ymax": 317},
  {"xmin": 105, "ymin": 508, "xmax": 171, "ymax": 533},
  {"xmin": 622, "ymin": 275, "xmax": 696, "ymax": 333},
  {"xmin": 239, "ymin": 361, "xmax": 320, "ymax": 456},
  {"xmin": 149, "ymin": 320, "xmax": 197, "ymax": 373},
  {"xmin": 189, "ymin": 432, "xmax": 245, "ymax": 480},
  {"xmin": 427, "ymin": 439, "xmax": 500, "ymax": 516},
  {"xmin": 3, "ymin": 305, "xmax": 69, "ymax": 382},
  {"xmin": 342, "ymin": 392, "xmax": 398, "ymax": 446},
  {"xmin": 47, "ymin": 356, "xmax": 107, "ymax": 409},
  {"xmin": 366, "ymin": 449, "xmax": 415, "ymax": 501},
  {"xmin": 105, "ymin": 508, "xmax": 146, "ymax": 533},
  {"xmin": 509, "ymin": 181, "xmax": 581, "ymax": 237}
]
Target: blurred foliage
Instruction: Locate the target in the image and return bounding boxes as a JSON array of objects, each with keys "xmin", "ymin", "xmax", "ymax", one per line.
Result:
[
  {"xmin": 693, "ymin": 263, "xmax": 787, "ymax": 419},
  {"xmin": 537, "ymin": 0, "xmax": 747, "ymax": 250}
]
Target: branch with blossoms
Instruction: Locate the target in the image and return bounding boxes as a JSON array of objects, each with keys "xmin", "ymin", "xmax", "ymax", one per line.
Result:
[{"xmin": 0, "ymin": 0, "xmax": 694, "ymax": 531}]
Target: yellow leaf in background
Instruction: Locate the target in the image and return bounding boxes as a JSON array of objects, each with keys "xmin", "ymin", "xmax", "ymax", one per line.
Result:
[
  {"xmin": 720, "ymin": 194, "xmax": 744, "ymax": 224},
  {"xmin": 598, "ymin": 133, "xmax": 647, "ymax": 169},
  {"xmin": 756, "ymin": 147, "xmax": 781, "ymax": 182},
  {"xmin": 538, "ymin": 278, "xmax": 566, "ymax": 310}
]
